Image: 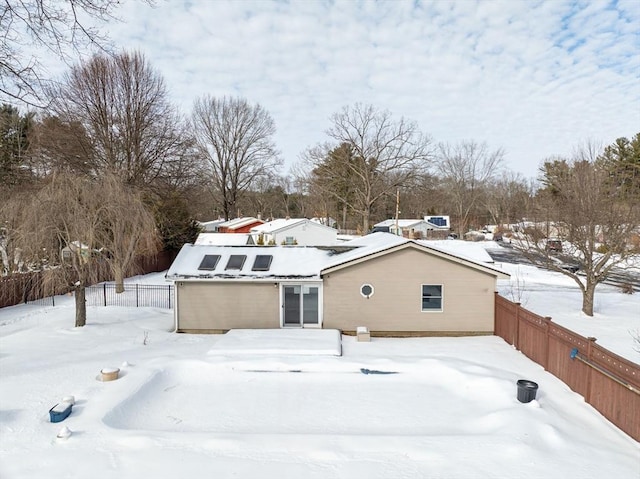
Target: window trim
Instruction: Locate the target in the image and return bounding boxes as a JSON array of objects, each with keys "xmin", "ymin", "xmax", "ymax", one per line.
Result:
[
  {"xmin": 360, "ymin": 283, "xmax": 374, "ymax": 299},
  {"xmin": 421, "ymin": 284, "xmax": 443, "ymax": 312}
]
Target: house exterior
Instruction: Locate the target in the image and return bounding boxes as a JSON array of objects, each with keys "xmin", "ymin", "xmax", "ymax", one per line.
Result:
[
  {"xmin": 217, "ymin": 217, "xmax": 264, "ymax": 234},
  {"xmin": 249, "ymin": 218, "xmax": 338, "ymax": 246},
  {"xmin": 373, "ymin": 219, "xmax": 434, "ymax": 239},
  {"xmin": 424, "ymin": 215, "xmax": 451, "ymax": 231},
  {"xmin": 198, "ymin": 219, "xmax": 226, "ymax": 232},
  {"xmin": 166, "ymin": 233, "xmax": 509, "ymax": 335}
]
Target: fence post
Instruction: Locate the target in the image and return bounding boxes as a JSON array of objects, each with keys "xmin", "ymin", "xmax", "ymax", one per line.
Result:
[
  {"xmin": 585, "ymin": 337, "xmax": 597, "ymax": 403},
  {"xmin": 544, "ymin": 316, "xmax": 552, "ymax": 370},
  {"xmin": 136, "ymin": 283, "xmax": 139, "ymax": 308},
  {"xmin": 168, "ymin": 285, "xmax": 171, "ymax": 309},
  {"xmin": 514, "ymin": 302, "xmax": 520, "ymax": 349},
  {"xmin": 103, "ymin": 283, "xmax": 107, "ymax": 307}
]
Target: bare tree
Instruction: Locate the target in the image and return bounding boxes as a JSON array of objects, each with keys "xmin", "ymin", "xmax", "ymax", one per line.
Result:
[
  {"xmin": 484, "ymin": 171, "xmax": 534, "ymax": 227},
  {"xmin": 304, "ymin": 103, "xmax": 433, "ymax": 232},
  {"xmin": 46, "ymin": 51, "xmax": 191, "ymax": 188},
  {"xmin": 4, "ymin": 172, "xmax": 159, "ymax": 326},
  {"xmin": 437, "ymin": 140, "xmax": 504, "ymax": 236},
  {"xmin": 516, "ymin": 142, "xmax": 639, "ymax": 316},
  {"xmin": 192, "ymin": 95, "xmax": 282, "ymax": 220},
  {"xmin": 96, "ymin": 174, "xmax": 160, "ymax": 292},
  {"xmin": 0, "ymin": 0, "xmax": 137, "ymax": 106}
]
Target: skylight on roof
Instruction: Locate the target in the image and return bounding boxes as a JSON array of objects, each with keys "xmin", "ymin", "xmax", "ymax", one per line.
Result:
[
  {"xmin": 252, "ymin": 255, "xmax": 273, "ymax": 271},
  {"xmin": 225, "ymin": 255, "xmax": 246, "ymax": 270},
  {"xmin": 198, "ymin": 254, "xmax": 220, "ymax": 271}
]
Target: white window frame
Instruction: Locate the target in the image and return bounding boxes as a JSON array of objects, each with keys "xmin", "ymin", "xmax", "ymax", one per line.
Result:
[
  {"xmin": 279, "ymin": 281, "xmax": 323, "ymax": 328},
  {"xmin": 360, "ymin": 283, "xmax": 374, "ymax": 299},
  {"xmin": 421, "ymin": 284, "xmax": 443, "ymax": 312}
]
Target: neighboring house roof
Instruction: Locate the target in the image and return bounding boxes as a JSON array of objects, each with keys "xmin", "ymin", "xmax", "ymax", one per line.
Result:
[
  {"xmin": 374, "ymin": 219, "xmax": 428, "ymax": 229},
  {"xmin": 250, "ymin": 218, "xmax": 336, "ymax": 234},
  {"xmin": 195, "ymin": 233, "xmax": 252, "ymax": 246},
  {"xmin": 424, "ymin": 215, "xmax": 450, "ymax": 229},
  {"xmin": 198, "ymin": 219, "xmax": 226, "ymax": 232},
  {"xmin": 250, "ymin": 218, "xmax": 307, "ymax": 233},
  {"xmin": 167, "ymin": 233, "xmax": 509, "ymax": 281},
  {"xmin": 219, "ymin": 217, "xmax": 264, "ymax": 230},
  {"xmin": 310, "ymin": 217, "xmax": 337, "ymax": 227}
]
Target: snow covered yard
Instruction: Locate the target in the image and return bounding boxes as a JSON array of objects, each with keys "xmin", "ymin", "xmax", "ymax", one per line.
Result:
[{"xmin": 0, "ymin": 295, "xmax": 638, "ymax": 478}]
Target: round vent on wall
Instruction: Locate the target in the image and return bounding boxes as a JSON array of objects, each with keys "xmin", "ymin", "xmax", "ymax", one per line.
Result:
[{"xmin": 360, "ymin": 283, "xmax": 374, "ymax": 299}]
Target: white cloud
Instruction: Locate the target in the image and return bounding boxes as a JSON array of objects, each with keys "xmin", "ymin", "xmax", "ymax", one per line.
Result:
[{"xmin": 33, "ymin": 0, "xmax": 640, "ymax": 179}]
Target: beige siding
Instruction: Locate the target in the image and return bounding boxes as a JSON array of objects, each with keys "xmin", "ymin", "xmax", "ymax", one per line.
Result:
[
  {"xmin": 323, "ymin": 248, "xmax": 497, "ymax": 333},
  {"xmin": 176, "ymin": 281, "xmax": 279, "ymax": 331}
]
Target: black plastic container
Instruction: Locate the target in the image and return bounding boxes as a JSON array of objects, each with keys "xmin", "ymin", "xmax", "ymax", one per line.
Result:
[{"xmin": 516, "ymin": 379, "xmax": 538, "ymax": 403}]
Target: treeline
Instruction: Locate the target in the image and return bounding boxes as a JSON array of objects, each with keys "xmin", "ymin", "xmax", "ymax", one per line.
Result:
[{"xmin": 2, "ymin": 51, "xmax": 639, "ymax": 243}]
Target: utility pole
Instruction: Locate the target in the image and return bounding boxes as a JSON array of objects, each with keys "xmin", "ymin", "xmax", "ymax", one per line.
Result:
[{"xmin": 395, "ymin": 189, "xmax": 400, "ymax": 235}]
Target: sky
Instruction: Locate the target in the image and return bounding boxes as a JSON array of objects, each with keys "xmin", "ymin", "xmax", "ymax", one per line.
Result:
[{"xmin": 44, "ymin": 0, "xmax": 640, "ymax": 180}]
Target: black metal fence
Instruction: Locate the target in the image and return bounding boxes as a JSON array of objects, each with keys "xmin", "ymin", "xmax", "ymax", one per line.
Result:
[{"xmin": 85, "ymin": 283, "xmax": 174, "ymax": 309}]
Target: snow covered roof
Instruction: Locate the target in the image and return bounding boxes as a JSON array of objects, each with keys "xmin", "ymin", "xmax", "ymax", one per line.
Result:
[
  {"xmin": 219, "ymin": 217, "xmax": 264, "ymax": 230},
  {"xmin": 198, "ymin": 219, "xmax": 225, "ymax": 227},
  {"xmin": 166, "ymin": 244, "xmax": 330, "ymax": 280},
  {"xmin": 250, "ymin": 218, "xmax": 336, "ymax": 234},
  {"xmin": 321, "ymin": 233, "xmax": 508, "ymax": 277},
  {"xmin": 194, "ymin": 233, "xmax": 252, "ymax": 246},
  {"xmin": 250, "ymin": 218, "xmax": 307, "ymax": 233},
  {"xmin": 417, "ymin": 240, "xmax": 495, "ymax": 264},
  {"xmin": 167, "ymin": 233, "xmax": 509, "ymax": 281},
  {"xmin": 424, "ymin": 215, "xmax": 450, "ymax": 229},
  {"xmin": 374, "ymin": 219, "xmax": 428, "ymax": 228}
]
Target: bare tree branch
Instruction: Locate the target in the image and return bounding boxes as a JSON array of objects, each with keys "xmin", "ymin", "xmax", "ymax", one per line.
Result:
[
  {"xmin": 192, "ymin": 96, "xmax": 282, "ymax": 220},
  {"xmin": 1, "ymin": 0, "xmax": 147, "ymax": 106},
  {"xmin": 437, "ymin": 140, "xmax": 504, "ymax": 236},
  {"xmin": 304, "ymin": 103, "xmax": 433, "ymax": 232},
  {"xmin": 1, "ymin": 171, "xmax": 159, "ymax": 325}
]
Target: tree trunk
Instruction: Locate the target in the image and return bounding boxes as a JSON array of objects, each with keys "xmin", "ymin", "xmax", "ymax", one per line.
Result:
[
  {"xmin": 115, "ymin": 265, "xmax": 124, "ymax": 294},
  {"xmin": 342, "ymin": 204, "xmax": 347, "ymax": 231},
  {"xmin": 582, "ymin": 280, "xmax": 596, "ymax": 316},
  {"xmin": 75, "ymin": 285, "xmax": 87, "ymax": 327},
  {"xmin": 362, "ymin": 209, "xmax": 370, "ymax": 235}
]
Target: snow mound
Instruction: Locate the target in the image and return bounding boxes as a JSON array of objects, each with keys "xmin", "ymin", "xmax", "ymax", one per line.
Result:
[{"xmin": 207, "ymin": 329, "xmax": 342, "ymax": 357}]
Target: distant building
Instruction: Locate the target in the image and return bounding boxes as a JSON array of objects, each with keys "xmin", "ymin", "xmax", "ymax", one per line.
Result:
[
  {"xmin": 197, "ymin": 219, "xmax": 226, "ymax": 232},
  {"xmin": 424, "ymin": 216, "xmax": 451, "ymax": 231},
  {"xmin": 217, "ymin": 217, "xmax": 264, "ymax": 234},
  {"xmin": 250, "ymin": 218, "xmax": 338, "ymax": 246}
]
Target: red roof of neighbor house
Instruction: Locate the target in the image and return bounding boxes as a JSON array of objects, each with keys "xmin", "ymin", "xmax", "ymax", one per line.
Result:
[{"xmin": 217, "ymin": 217, "xmax": 264, "ymax": 233}]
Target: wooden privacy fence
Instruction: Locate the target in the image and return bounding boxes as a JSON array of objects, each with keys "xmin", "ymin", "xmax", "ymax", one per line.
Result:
[{"xmin": 495, "ymin": 293, "xmax": 640, "ymax": 442}]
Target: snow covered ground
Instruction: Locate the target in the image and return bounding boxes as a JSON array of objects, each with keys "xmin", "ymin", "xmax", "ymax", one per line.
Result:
[
  {"xmin": 0, "ymin": 261, "xmax": 639, "ymax": 478},
  {"xmin": 487, "ymin": 243, "xmax": 640, "ymax": 362}
]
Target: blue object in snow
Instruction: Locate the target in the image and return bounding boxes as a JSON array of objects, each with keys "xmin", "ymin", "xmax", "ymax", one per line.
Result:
[{"xmin": 49, "ymin": 402, "xmax": 73, "ymax": 423}]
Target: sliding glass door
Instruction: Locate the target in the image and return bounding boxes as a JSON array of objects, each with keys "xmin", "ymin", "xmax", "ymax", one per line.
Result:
[{"xmin": 282, "ymin": 284, "xmax": 320, "ymax": 327}]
